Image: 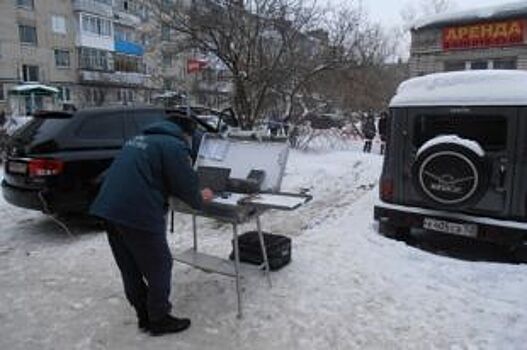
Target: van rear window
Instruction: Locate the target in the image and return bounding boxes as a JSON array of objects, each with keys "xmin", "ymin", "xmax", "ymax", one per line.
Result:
[{"xmin": 413, "ymin": 115, "xmax": 507, "ymax": 151}]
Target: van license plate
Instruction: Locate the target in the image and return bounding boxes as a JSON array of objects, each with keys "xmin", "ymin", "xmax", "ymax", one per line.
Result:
[
  {"xmin": 423, "ymin": 218, "xmax": 478, "ymax": 238},
  {"xmin": 7, "ymin": 161, "xmax": 27, "ymax": 174}
]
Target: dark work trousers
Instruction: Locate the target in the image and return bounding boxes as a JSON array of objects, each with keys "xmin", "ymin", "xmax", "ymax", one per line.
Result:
[{"xmin": 105, "ymin": 221, "xmax": 173, "ymax": 321}]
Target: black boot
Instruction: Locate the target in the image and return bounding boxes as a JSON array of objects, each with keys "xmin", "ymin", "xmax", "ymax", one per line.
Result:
[
  {"xmin": 149, "ymin": 314, "xmax": 191, "ymax": 336},
  {"xmin": 135, "ymin": 306, "xmax": 149, "ymax": 331}
]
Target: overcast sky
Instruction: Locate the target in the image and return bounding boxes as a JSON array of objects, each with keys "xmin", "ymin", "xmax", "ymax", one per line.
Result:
[{"xmin": 364, "ymin": 0, "xmax": 516, "ymax": 28}]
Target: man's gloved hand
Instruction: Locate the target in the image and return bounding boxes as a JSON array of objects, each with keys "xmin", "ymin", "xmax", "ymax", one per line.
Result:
[{"xmin": 201, "ymin": 188, "xmax": 214, "ymax": 203}]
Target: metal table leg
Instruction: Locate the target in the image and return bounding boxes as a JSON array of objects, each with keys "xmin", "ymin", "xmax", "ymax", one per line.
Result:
[
  {"xmin": 170, "ymin": 210, "xmax": 175, "ymax": 233},
  {"xmin": 256, "ymin": 215, "xmax": 272, "ymax": 288},
  {"xmin": 232, "ymin": 223, "xmax": 243, "ymax": 319},
  {"xmin": 192, "ymin": 215, "xmax": 198, "ymax": 251}
]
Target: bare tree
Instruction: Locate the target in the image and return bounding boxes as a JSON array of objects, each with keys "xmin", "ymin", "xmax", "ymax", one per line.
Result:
[{"xmin": 143, "ymin": 0, "xmax": 396, "ymax": 128}]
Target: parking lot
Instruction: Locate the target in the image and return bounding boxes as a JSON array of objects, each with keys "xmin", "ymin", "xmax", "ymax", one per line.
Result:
[{"xmin": 1, "ymin": 149, "xmax": 527, "ymax": 350}]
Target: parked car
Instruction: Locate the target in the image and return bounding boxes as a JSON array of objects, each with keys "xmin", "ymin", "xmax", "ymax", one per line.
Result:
[
  {"xmin": 1, "ymin": 106, "xmax": 235, "ymax": 214},
  {"xmin": 374, "ymin": 70, "xmax": 527, "ymax": 258},
  {"xmin": 171, "ymin": 106, "xmax": 239, "ymax": 133}
]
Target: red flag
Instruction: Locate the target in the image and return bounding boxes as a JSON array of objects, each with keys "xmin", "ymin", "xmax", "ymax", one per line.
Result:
[{"xmin": 187, "ymin": 59, "xmax": 208, "ymax": 73}]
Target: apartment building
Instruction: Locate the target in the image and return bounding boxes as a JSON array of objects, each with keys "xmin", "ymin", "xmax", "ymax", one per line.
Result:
[
  {"xmin": 409, "ymin": 2, "xmax": 527, "ymax": 77},
  {"xmin": 74, "ymin": 0, "xmax": 150, "ymax": 108},
  {"xmin": 0, "ymin": 0, "xmax": 236, "ymax": 115},
  {"xmin": 0, "ymin": 0, "xmax": 77, "ymax": 114},
  {"xmin": 0, "ymin": 0, "xmax": 152, "ymax": 114},
  {"xmin": 149, "ymin": 2, "xmax": 233, "ymax": 109}
]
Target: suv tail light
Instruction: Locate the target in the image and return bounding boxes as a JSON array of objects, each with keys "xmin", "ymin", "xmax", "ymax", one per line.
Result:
[
  {"xmin": 28, "ymin": 159, "xmax": 64, "ymax": 177},
  {"xmin": 380, "ymin": 178, "xmax": 394, "ymax": 202}
]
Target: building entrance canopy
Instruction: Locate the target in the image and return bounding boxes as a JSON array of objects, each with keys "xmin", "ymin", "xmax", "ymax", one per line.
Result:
[{"xmin": 8, "ymin": 84, "xmax": 59, "ymax": 96}]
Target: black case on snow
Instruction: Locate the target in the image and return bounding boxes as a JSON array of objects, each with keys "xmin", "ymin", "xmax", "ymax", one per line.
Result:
[{"xmin": 229, "ymin": 231, "xmax": 291, "ymax": 271}]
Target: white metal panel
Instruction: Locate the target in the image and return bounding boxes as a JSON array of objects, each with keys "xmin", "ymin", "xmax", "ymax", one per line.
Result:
[{"xmin": 196, "ymin": 135, "xmax": 289, "ymax": 192}]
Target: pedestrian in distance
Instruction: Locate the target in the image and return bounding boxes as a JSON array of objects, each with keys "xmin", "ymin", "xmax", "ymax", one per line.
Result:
[
  {"xmin": 378, "ymin": 111, "xmax": 388, "ymax": 155},
  {"xmin": 90, "ymin": 114, "xmax": 214, "ymax": 336},
  {"xmin": 362, "ymin": 112, "xmax": 376, "ymax": 153}
]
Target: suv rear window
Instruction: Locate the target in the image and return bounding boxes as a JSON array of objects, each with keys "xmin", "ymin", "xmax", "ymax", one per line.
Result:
[
  {"xmin": 132, "ymin": 111, "xmax": 167, "ymax": 133},
  {"xmin": 11, "ymin": 113, "xmax": 72, "ymax": 145},
  {"xmin": 413, "ymin": 114, "xmax": 507, "ymax": 151},
  {"xmin": 76, "ymin": 113, "xmax": 125, "ymax": 140}
]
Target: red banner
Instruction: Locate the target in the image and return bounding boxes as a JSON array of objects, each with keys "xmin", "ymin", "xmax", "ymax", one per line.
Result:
[
  {"xmin": 187, "ymin": 59, "xmax": 208, "ymax": 74},
  {"xmin": 442, "ymin": 19, "xmax": 525, "ymax": 50}
]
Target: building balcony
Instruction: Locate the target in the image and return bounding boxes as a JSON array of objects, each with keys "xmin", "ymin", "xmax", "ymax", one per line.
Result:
[
  {"xmin": 77, "ymin": 33, "xmax": 114, "ymax": 51},
  {"xmin": 73, "ymin": 0, "xmax": 113, "ymax": 17},
  {"xmin": 115, "ymin": 40, "xmax": 144, "ymax": 56},
  {"xmin": 79, "ymin": 70, "xmax": 147, "ymax": 87}
]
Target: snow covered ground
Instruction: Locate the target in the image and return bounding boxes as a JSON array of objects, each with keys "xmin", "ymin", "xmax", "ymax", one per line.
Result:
[{"xmin": 1, "ymin": 147, "xmax": 527, "ymax": 350}]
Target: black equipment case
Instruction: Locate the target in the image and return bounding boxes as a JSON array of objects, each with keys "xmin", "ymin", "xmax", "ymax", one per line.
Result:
[{"xmin": 230, "ymin": 231, "xmax": 291, "ymax": 270}]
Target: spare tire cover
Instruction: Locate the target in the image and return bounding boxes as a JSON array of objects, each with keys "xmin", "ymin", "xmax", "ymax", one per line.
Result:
[{"xmin": 412, "ymin": 136, "xmax": 488, "ymax": 207}]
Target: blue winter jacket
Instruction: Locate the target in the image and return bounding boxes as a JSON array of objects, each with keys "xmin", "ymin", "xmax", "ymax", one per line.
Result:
[{"xmin": 90, "ymin": 121, "xmax": 202, "ymax": 234}]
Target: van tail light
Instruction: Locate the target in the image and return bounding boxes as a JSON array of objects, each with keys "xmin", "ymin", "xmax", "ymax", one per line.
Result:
[
  {"xmin": 380, "ymin": 178, "xmax": 394, "ymax": 202},
  {"xmin": 28, "ymin": 159, "xmax": 64, "ymax": 177}
]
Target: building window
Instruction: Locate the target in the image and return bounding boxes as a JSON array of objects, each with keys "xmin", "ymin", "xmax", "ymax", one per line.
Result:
[
  {"xmin": 86, "ymin": 88, "xmax": 105, "ymax": 106},
  {"xmin": 0, "ymin": 83, "xmax": 5, "ymax": 101},
  {"xmin": 161, "ymin": 24, "xmax": 170, "ymax": 41},
  {"xmin": 444, "ymin": 61, "xmax": 466, "ymax": 72},
  {"xmin": 470, "ymin": 60, "xmax": 488, "ymax": 70},
  {"xmin": 114, "ymin": 25, "xmax": 134, "ymax": 42},
  {"xmin": 162, "ymin": 53, "xmax": 172, "ymax": 67},
  {"xmin": 118, "ymin": 88, "xmax": 135, "ymax": 103},
  {"xmin": 52, "ymin": 16, "xmax": 67, "ymax": 34},
  {"xmin": 115, "ymin": 54, "xmax": 142, "ymax": 73},
  {"xmin": 57, "ymin": 86, "xmax": 71, "ymax": 101},
  {"xmin": 22, "ymin": 65, "xmax": 39, "ymax": 82},
  {"xmin": 81, "ymin": 14, "xmax": 112, "ymax": 37},
  {"xmin": 79, "ymin": 48, "xmax": 111, "ymax": 71},
  {"xmin": 162, "ymin": 0, "xmax": 172, "ymax": 11},
  {"xmin": 493, "ymin": 58, "xmax": 516, "ymax": 70},
  {"xmin": 54, "ymin": 49, "xmax": 71, "ymax": 67},
  {"xmin": 19, "ymin": 25, "xmax": 38, "ymax": 45},
  {"xmin": 17, "ymin": 0, "xmax": 34, "ymax": 9}
]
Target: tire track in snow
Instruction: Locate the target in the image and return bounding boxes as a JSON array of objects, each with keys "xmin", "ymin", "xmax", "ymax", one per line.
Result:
[{"xmin": 262, "ymin": 152, "xmax": 383, "ymax": 236}]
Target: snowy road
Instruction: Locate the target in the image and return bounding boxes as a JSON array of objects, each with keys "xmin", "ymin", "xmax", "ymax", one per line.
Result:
[{"xmin": 1, "ymin": 149, "xmax": 526, "ymax": 350}]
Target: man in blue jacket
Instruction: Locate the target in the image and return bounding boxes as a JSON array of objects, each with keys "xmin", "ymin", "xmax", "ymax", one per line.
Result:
[{"xmin": 90, "ymin": 115, "xmax": 213, "ymax": 335}]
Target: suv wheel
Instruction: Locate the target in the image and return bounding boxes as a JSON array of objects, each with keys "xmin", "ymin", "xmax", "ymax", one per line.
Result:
[{"xmin": 412, "ymin": 135, "xmax": 489, "ymax": 209}]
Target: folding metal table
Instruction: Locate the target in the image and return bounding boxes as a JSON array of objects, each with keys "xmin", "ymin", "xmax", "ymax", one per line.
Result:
[{"xmin": 169, "ymin": 134, "xmax": 311, "ymax": 318}]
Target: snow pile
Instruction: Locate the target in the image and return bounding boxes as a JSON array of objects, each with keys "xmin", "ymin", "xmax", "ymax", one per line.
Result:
[
  {"xmin": 390, "ymin": 70, "xmax": 527, "ymax": 107},
  {"xmin": 1, "ymin": 149, "xmax": 527, "ymax": 349},
  {"xmin": 412, "ymin": 1, "xmax": 527, "ymax": 29},
  {"xmin": 417, "ymin": 135, "xmax": 485, "ymax": 157}
]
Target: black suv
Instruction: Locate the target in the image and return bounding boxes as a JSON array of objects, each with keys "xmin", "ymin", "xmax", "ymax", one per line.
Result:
[{"xmin": 1, "ymin": 106, "xmax": 234, "ymax": 214}]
